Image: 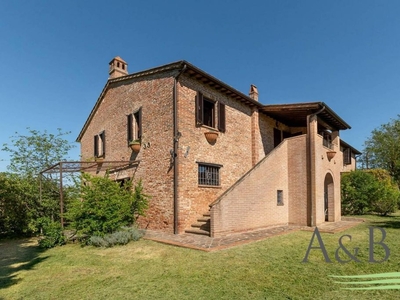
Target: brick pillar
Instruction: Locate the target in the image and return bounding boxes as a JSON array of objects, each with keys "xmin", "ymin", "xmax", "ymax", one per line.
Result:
[{"xmin": 251, "ymin": 107, "xmax": 259, "ymax": 166}]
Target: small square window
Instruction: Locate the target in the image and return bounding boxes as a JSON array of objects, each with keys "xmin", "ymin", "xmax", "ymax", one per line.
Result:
[
  {"xmin": 198, "ymin": 163, "xmax": 221, "ymax": 186},
  {"xmin": 277, "ymin": 190, "xmax": 284, "ymax": 206}
]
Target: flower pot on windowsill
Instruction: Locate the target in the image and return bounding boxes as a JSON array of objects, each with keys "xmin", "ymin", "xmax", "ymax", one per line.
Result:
[
  {"xmin": 204, "ymin": 131, "xmax": 218, "ymax": 144},
  {"xmin": 327, "ymin": 151, "xmax": 336, "ymax": 161},
  {"xmin": 129, "ymin": 140, "xmax": 141, "ymax": 153}
]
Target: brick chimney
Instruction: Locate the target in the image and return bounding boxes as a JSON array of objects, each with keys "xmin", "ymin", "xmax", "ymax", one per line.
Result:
[
  {"xmin": 249, "ymin": 84, "xmax": 258, "ymax": 101},
  {"xmin": 109, "ymin": 56, "xmax": 128, "ymax": 79}
]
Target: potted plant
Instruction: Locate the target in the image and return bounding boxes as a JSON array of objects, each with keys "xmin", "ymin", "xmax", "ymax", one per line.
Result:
[
  {"xmin": 204, "ymin": 131, "xmax": 219, "ymax": 144},
  {"xmin": 129, "ymin": 139, "xmax": 141, "ymax": 152}
]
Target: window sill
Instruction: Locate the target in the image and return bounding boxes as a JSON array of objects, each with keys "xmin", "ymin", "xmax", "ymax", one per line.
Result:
[
  {"xmin": 198, "ymin": 185, "xmax": 222, "ymax": 189},
  {"xmin": 201, "ymin": 125, "xmax": 218, "ymax": 132}
]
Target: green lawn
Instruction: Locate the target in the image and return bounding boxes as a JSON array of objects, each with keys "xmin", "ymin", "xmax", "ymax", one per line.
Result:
[{"xmin": 1, "ymin": 214, "xmax": 400, "ymax": 300}]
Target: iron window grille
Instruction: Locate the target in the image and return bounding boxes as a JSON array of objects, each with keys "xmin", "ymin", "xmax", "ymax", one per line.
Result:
[{"xmin": 198, "ymin": 163, "xmax": 221, "ymax": 186}]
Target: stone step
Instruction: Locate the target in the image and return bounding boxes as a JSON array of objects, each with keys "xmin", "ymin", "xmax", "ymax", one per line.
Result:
[
  {"xmin": 197, "ymin": 217, "xmax": 210, "ymax": 222},
  {"xmin": 191, "ymin": 222, "xmax": 210, "ymax": 230},
  {"xmin": 184, "ymin": 228, "xmax": 210, "ymax": 236},
  {"xmin": 203, "ymin": 212, "xmax": 210, "ymax": 217}
]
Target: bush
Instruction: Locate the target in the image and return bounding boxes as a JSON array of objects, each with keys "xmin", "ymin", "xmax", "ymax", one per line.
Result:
[
  {"xmin": 341, "ymin": 170, "xmax": 379, "ymax": 215},
  {"xmin": 66, "ymin": 173, "xmax": 150, "ymax": 239},
  {"xmin": 341, "ymin": 169, "xmax": 400, "ymax": 216},
  {"xmin": 89, "ymin": 227, "xmax": 143, "ymax": 248},
  {"xmin": 37, "ymin": 217, "xmax": 66, "ymax": 248},
  {"xmin": 366, "ymin": 169, "xmax": 400, "ymax": 215}
]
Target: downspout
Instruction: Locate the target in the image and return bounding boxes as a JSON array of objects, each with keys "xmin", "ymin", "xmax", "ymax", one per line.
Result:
[
  {"xmin": 306, "ymin": 105, "xmax": 325, "ymax": 227},
  {"xmin": 173, "ymin": 64, "xmax": 187, "ymax": 234}
]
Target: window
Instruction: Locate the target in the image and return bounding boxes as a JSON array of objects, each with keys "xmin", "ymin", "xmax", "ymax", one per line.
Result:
[
  {"xmin": 127, "ymin": 108, "xmax": 142, "ymax": 144},
  {"xmin": 198, "ymin": 163, "xmax": 221, "ymax": 186},
  {"xmin": 343, "ymin": 148, "xmax": 352, "ymax": 165},
  {"xmin": 196, "ymin": 91, "xmax": 226, "ymax": 132},
  {"xmin": 277, "ymin": 190, "xmax": 284, "ymax": 206},
  {"xmin": 322, "ymin": 131, "xmax": 333, "ymax": 149},
  {"xmin": 274, "ymin": 128, "xmax": 291, "ymax": 148},
  {"xmin": 203, "ymin": 98, "xmax": 215, "ymax": 127},
  {"xmin": 94, "ymin": 130, "xmax": 106, "ymax": 158}
]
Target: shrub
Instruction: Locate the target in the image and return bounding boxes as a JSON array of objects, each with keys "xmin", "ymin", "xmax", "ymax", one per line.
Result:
[
  {"xmin": 341, "ymin": 170, "xmax": 379, "ymax": 215},
  {"xmin": 366, "ymin": 169, "xmax": 400, "ymax": 215},
  {"xmin": 37, "ymin": 217, "xmax": 66, "ymax": 248},
  {"xmin": 341, "ymin": 169, "xmax": 400, "ymax": 216},
  {"xmin": 89, "ymin": 227, "xmax": 143, "ymax": 248},
  {"xmin": 66, "ymin": 173, "xmax": 150, "ymax": 239}
]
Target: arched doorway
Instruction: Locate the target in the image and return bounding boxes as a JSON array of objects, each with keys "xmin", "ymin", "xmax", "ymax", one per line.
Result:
[{"xmin": 324, "ymin": 173, "xmax": 334, "ymax": 222}]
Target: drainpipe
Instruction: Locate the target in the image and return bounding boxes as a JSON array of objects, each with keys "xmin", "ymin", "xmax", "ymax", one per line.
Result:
[
  {"xmin": 306, "ymin": 105, "xmax": 325, "ymax": 227},
  {"xmin": 173, "ymin": 64, "xmax": 187, "ymax": 234}
]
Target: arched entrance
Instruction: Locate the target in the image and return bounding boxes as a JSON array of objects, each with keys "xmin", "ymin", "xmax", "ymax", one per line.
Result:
[{"xmin": 324, "ymin": 173, "xmax": 334, "ymax": 222}]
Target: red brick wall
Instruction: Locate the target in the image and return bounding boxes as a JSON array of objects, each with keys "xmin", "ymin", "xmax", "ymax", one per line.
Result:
[
  {"xmin": 209, "ymin": 137, "xmax": 304, "ymax": 237},
  {"xmin": 287, "ymin": 135, "xmax": 308, "ymax": 225},
  {"xmin": 176, "ymin": 75, "xmax": 256, "ymax": 232},
  {"xmin": 79, "ymin": 72, "xmax": 176, "ymax": 232}
]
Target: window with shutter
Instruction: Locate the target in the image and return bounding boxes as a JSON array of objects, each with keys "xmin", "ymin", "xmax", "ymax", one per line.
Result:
[
  {"xmin": 127, "ymin": 108, "xmax": 143, "ymax": 145},
  {"xmin": 343, "ymin": 148, "xmax": 352, "ymax": 165},
  {"xmin": 195, "ymin": 91, "xmax": 226, "ymax": 132},
  {"xmin": 218, "ymin": 102, "xmax": 226, "ymax": 132},
  {"xmin": 127, "ymin": 114, "xmax": 133, "ymax": 143},
  {"xmin": 94, "ymin": 135, "xmax": 99, "ymax": 157},
  {"xmin": 100, "ymin": 131, "xmax": 106, "ymax": 157},
  {"xmin": 196, "ymin": 91, "xmax": 204, "ymax": 126}
]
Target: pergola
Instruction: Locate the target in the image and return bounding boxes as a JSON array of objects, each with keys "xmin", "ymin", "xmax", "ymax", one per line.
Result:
[{"xmin": 39, "ymin": 160, "xmax": 140, "ymax": 227}]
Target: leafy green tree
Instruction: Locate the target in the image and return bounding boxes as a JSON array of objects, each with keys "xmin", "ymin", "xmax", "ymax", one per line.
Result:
[
  {"xmin": 0, "ymin": 128, "xmax": 75, "ymax": 236},
  {"xmin": 341, "ymin": 169, "xmax": 400, "ymax": 216},
  {"xmin": 366, "ymin": 169, "xmax": 400, "ymax": 216},
  {"xmin": 2, "ymin": 128, "xmax": 74, "ymax": 176},
  {"xmin": 66, "ymin": 173, "xmax": 150, "ymax": 238},
  {"xmin": 341, "ymin": 170, "xmax": 379, "ymax": 215},
  {"xmin": 362, "ymin": 115, "xmax": 400, "ymax": 185}
]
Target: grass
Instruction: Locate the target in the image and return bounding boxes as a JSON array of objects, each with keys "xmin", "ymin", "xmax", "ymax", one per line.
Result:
[{"xmin": 1, "ymin": 214, "xmax": 400, "ymax": 299}]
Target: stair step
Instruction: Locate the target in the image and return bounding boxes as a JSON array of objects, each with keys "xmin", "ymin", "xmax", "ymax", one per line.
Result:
[
  {"xmin": 203, "ymin": 212, "xmax": 210, "ymax": 217},
  {"xmin": 185, "ymin": 228, "xmax": 210, "ymax": 236},
  {"xmin": 191, "ymin": 222, "xmax": 210, "ymax": 229},
  {"xmin": 197, "ymin": 217, "xmax": 210, "ymax": 222}
]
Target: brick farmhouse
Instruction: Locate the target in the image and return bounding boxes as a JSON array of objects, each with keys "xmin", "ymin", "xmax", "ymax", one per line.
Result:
[{"xmin": 77, "ymin": 57, "xmax": 360, "ymax": 237}]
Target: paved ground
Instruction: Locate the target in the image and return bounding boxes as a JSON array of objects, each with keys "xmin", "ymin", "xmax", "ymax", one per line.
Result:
[{"xmin": 143, "ymin": 218, "xmax": 364, "ymax": 252}]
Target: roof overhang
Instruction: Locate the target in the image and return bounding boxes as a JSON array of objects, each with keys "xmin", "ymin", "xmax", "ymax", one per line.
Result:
[
  {"xmin": 340, "ymin": 139, "xmax": 362, "ymax": 155},
  {"xmin": 260, "ymin": 102, "xmax": 351, "ymax": 131},
  {"xmin": 76, "ymin": 60, "xmax": 352, "ymax": 142}
]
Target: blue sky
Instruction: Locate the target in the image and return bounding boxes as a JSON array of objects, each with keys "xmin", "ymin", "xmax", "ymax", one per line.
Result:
[{"xmin": 1, "ymin": 0, "xmax": 399, "ymax": 171}]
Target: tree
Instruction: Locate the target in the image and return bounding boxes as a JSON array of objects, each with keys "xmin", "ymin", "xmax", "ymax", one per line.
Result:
[
  {"xmin": 362, "ymin": 115, "xmax": 400, "ymax": 185},
  {"xmin": 341, "ymin": 170, "xmax": 379, "ymax": 215},
  {"xmin": 0, "ymin": 128, "xmax": 75, "ymax": 236},
  {"xmin": 2, "ymin": 128, "xmax": 75, "ymax": 176},
  {"xmin": 341, "ymin": 169, "xmax": 400, "ymax": 216}
]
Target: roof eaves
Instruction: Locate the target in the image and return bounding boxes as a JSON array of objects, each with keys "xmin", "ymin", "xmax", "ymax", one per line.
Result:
[
  {"xmin": 340, "ymin": 139, "xmax": 362, "ymax": 155},
  {"xmin": 182, "ymin": 61, "xmax": 262, "ymax": 108},
  {"xmin": 76, "ymin": 61, "xmax": 186, "ymax": 142}
]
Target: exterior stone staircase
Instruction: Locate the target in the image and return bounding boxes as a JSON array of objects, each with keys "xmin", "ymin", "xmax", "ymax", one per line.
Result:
[{"xmin": 185, "ymin": 212, "xmax": 210, "ymax": 236}]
